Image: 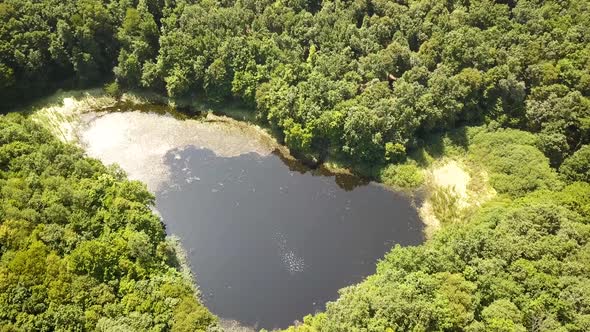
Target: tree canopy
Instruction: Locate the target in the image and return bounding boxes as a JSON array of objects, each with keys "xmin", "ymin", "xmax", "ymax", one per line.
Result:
[
  {"xmin": 2, "ymin": 0, "xmax": 590, "ymax": 331},
  {"xmin": 0, "ymin": 114, "xmax": 216, "ymax": 331},
  {"xmin": 2, "ymin": 0, "xmax": 589, "ymax": 166}
]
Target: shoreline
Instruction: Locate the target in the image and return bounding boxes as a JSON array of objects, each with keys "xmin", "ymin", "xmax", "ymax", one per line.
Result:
[{"xmin": 27, "ymin": 88, "xmax": 494, "ymax": 240}]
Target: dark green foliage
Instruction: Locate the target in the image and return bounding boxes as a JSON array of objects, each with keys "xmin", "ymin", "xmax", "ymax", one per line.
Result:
[
  {"xmin": 141, "ymin": 0, "xmax": 590, "ymax": 164},
  {"xmin": 0, "ymin": 114, "xmax": 216, "ymax": 331},
  {"xmin": 560, "ymin": 145, "xmax": 590, "ymax": 183},
  {"xmin": 114, "ymin": 4, "xmax": 160, "ymax": 88},
  {"xmin": 0, "ymin": 0, "xmax": 165, "ymax": 108},
  {"xmin": 3, "ymin": 0, "xmax": 590, "ymax": 164},
  {"xmin": 0, "ymin": 0, "xmax": 117, "ymax": 105}
]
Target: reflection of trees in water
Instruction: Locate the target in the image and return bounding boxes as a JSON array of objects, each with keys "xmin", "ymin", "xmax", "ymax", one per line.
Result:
[
  {"xmin": 271, "ymin": 149, "xmax": 369, "ymax": 191},
  {"xmin": 334, "ymin": 173, "xmax": 369, "ymax": 191},
  {"xmin": 272, "ymin": 149, "xmax": 309, "ymax": 174}
]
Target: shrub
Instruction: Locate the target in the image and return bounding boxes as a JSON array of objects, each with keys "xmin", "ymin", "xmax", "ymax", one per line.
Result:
[
  {"xmin": 104, "ymin": 81, "xmax": 122, "ymax": 98},
  {"xmin": 469, "ymin": 129, "xmax": 561, "ymax": 197},
  {"xmin": 379, "ymin": 163, "xmax": 424, "ymax": 189}
]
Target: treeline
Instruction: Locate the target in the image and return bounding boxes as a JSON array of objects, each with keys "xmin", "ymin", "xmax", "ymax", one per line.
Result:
[
  {"xmin": 0, "ymin": 114, "xmax": 216, "ymax": 331},
  {"xmin": 2, "ymin": 0, "xmax": 589, "ymax": 166},
  {"xmin": 143, "ymin": 0, "xmax": 590, "ymax": 166}
]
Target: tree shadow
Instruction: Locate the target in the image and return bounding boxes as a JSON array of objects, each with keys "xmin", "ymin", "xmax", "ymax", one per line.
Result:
[{"xmin": 409, "ymin": 126, "xmax": 471, "ymax": 166}]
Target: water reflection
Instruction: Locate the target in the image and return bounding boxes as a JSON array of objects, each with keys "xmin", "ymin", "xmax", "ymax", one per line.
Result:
[{"xmin": 271, "ymin": 150, "xmax": 370, "ymax": 191}]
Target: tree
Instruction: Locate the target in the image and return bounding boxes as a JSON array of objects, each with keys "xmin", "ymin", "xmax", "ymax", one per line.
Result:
[
  {"xmin": 115, "ymin": 4, "xmax": 160, "ymax": 88},
  {"xmin": 342, "ymin": 106, "xmax": 386, "ymax": 163},
  {"xmin": 560, "ymin": 145, "xmax": 590, "ymax": 183}
]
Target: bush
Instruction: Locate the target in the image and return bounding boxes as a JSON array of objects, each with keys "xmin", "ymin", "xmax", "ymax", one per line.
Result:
[
  {"xmin": 104, "ymin": 81, "xmax": 122, "ymax": 98},
  {"xmin": 384, "ymin": 142, "xmax": 406, "ymax": 163},
  {"xmin": 379, "ymin": 163, "xmax": 424, "ymax": 189},
  {"xmin": 469, "ymin": 129, "xmax": 561, "ymax": 197}
]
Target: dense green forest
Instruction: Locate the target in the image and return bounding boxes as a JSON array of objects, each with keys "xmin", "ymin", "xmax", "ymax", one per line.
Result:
[
  {"xmin": 2, "ymin": 0, "xmax": 589, "ymax": 165},
  {"xmin": 1, "ymin": 0, "xmax": 590, "ymax": 331},
  {"xmin": 0, "ymin": 114, "xmax": 216, "ymax": 330}
]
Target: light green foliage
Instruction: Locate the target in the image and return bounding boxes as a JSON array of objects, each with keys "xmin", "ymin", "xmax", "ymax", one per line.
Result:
[
  {"xmin": 379, "ymin": 163, "xmax": 424, "ymax": 190},
  {"xmin": 468, "ymin": 128, "xmax": 562, "ymax": 197},
  {"xmin": 282, "ymin": 313, "xmax": 326, "ymax": 332},
  {"xmin": 104, "ymin": 81, "xmax": 122, "ymax": 98},
  {"xmin": 384, "ymin": 142, "xmax": 406, "ymax": 163},
  {"xmin": 283, "ymin": 118, "xmax": 313, "ymax": 154},
  {"xmin": 479, "ymin": 299, "xmax": 526, "ymax": 332},
  {"xmin": 0, "ymin": 114, "xmax": 216, "ymax": 330},
  {"xmin": 429, "ymin": 186, "xmax": 462, "ymax": 225}
]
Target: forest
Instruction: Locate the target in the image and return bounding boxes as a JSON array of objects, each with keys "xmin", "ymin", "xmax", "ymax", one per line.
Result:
[
  {"xmin": 0, "ymin": 114, "xmax": 216, "ymax": 330},
  {"xmin": 1, "ymin": 0, "xmax": 589, "ymax": 331}
]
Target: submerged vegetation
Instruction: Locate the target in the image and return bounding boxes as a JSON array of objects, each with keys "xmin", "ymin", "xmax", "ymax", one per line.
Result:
[{"xmin": 1, "ymin": 0, "xmax": 590, "ymax": 330}]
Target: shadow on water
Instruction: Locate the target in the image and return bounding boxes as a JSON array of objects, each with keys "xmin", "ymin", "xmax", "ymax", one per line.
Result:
[
  {"xmin": 101, "ymin": 100, "xmax": 206, "ymax": 120},
  {"xmin": 155, "ymin": 146, "xmax": 424, "ymax": 330},
  {"xmin": 272, "ymin": 149, "xmax": 370, "ymax": 191},
  {"xmin": 103, "ymin": 99, "xmax": 374, "ymax": 193}
]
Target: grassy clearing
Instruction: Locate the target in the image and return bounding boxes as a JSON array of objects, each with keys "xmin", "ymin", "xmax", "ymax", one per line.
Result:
[
  {"xmin": 406, "ymin": 124, "xmax": 564, "ymax": 238},
  {"xmin": 399, "ymin": 128, "xmax": 499, "ymax": 237}
]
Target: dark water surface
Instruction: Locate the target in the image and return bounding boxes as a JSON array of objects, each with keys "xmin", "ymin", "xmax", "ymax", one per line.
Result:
[{"xmin": 156, "ymin": 146, "xmax": 423, "ymax": 330}]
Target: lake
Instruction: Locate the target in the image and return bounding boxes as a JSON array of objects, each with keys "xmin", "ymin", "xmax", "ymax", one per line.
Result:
[{"xmin": 75, "ymin": 107, "xmax": 424, "ymax": 330}]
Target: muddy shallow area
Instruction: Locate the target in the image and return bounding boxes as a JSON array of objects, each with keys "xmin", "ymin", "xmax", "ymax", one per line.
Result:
[{"xmin": 39, "ymin": 97, "xmax": 424, "ymax": 330}]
